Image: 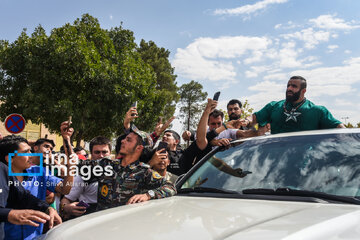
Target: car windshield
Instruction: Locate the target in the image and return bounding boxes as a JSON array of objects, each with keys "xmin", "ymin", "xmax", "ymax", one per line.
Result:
[{"xmin": 180, "ymin": 132, "xmax": 360, "ymax": 198}]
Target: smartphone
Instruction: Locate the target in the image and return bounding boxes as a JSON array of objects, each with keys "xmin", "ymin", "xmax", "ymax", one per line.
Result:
[
  {"xmin": 131, "ymin": 101, "xmax": 138, "ymax": 108},
  {"xmin": 213, "ymin": 91, "xmax": 221, "ymax": 101},
  {"xmin": 77, "ymin": 200, "xmax": 90, "ymax": 209},
  {"xmin": 131, "ymin": 101, "xmax": 138, "ymax": 116},
  {"xmin": 157, "ymin": 141, "xmax": 168, "ymax": 152}
]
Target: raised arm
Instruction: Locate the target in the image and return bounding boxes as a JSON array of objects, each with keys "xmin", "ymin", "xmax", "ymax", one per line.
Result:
[
  {"xmin": 124, "ymin": 107, "xmax": 138, "ymax": 132},
  {"xmin": 55, "ymin": 120, "xmax": 75, "ymax": 195},
  {"xmin": 196, "ymin": 98, "xmax": 218, "ymax": 150}
]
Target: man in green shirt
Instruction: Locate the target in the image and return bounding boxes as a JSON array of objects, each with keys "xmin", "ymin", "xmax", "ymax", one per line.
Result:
[{"xmin": 244, "ymin": 76, "xmax": 345, "ymax": 134}]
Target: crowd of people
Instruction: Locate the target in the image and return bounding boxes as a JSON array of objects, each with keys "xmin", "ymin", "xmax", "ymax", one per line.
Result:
[{"xmin": 0, "ymin": 76, "xmax": 345, "ymax": 239}]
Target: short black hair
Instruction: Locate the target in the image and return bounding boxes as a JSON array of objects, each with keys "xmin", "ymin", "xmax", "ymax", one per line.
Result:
[
  {"xmin": 164, "ymin": 130, "xmax": 181, "ymax": 144},
  {"xmin": 227, "ymin": 99, "xmax": 242, "ymax": 109},
  {"xmin": 290, "ymin": 76, "xmax": 307, "ymax": 89},
  {"xmin": 89, "ymin": 136, "xmax": 111, "ymax": 153},
  {"xmin": 0, "ymin": 135, "xmax": 28, "ymax": 164},
  {"xmin": 34, "ymin": 138, "xmax": 55, "ymax": 148},
  {"xmin": 74, "ymin": 146, "xmax": 85, "ymax": 153},
  {"xmin": 209, "ymin": 109, "xmax": 224, "ymax": 121}
]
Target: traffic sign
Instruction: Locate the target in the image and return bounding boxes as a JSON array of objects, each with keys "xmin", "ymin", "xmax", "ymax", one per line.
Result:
[{"xmin": 4, "ymin": 114, "xmax": 26, "ymax": 134}]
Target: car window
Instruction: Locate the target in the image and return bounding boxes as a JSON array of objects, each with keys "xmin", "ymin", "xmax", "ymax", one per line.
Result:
[{"xmin": 181, "ymin": 133, "xmax": 360, "ymax": 198}]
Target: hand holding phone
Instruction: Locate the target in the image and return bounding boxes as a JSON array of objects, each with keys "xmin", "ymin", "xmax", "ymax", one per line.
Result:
[
  {"xmin": 157, "ymin": 141, "xmax": 168, "ymax": 153},
  {"xmin": 213, "ymin": 92, "xmax": 221, "ymax": 101},
  {"xmin": 76, "ymin": 200, "xmax": 90, "ymax": 209},
  {"xmin": 131, "ymin": 101, "xmax": 138, "ymax": 116}
]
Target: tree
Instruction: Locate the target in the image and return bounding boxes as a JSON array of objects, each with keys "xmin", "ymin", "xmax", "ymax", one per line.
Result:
[
  {"xmin": 137, "ymin": 40, "xmax": 179, "ymax": 121},
  {"xmin": 178, "ymin": 80, "xmax": 207, "ymax": 131},
  {"xmin": 240, "ymin": 99, "xmax": 254, "ymax": 119},
  {"xmin": 0, "ymin": 14, "xmax": 173, "ymax": 146}
]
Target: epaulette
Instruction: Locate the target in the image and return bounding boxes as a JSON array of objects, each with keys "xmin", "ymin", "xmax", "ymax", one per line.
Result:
[{"xmin": 139, "ymin": 162, "xmax": 150, "ymax": 168}]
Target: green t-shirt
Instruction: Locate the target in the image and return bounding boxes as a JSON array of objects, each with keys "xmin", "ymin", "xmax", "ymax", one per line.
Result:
[{"xmin": 254, "ymin": 99, "xmax": 342, "ymax": 134}]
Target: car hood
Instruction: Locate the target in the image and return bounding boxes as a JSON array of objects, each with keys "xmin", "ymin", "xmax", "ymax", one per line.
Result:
[{"xmin": 44, "ymin": 196, "xmax": 360, "ymax": 240}]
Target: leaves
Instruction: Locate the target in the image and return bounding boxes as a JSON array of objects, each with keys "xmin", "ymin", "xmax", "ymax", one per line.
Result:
[
  {"xmin": 0, "ymin": 14, "xmax": 177, "ymax": 143},
  {"xmin": 178, "ymin": 80, "xmax": 207, "ymax": 131}
]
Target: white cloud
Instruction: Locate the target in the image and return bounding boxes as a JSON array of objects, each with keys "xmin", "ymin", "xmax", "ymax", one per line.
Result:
[
  {"xmin": 264, "ymin": 73, "xmax": 288, "ymax": 81},
  {"xmin": 244, "ymin": 81, "xmax": 285, "ymax": 110},
  {"xmin": 274, "ymin": 23, "xmax": 282, "ymax": 29},
  {"xmin": 309, "ymin": 85, "xmax": 354, "ymax": 97},
  {"xmin": 345, "ymin": 50, "xmax": 352, "ymax": 54},
  {"xmin": 343, "ymin": 57, "xmax": 360, "ymax": 65},
  {"xmin": 172, "ymin": 36, "xmax": 271, "ymax": 83},
  {"xmin": 335, "ymin": 98, "xmax": 352, "ymax": 107},
  {"xmin": 274, "ymin": 21, "xmax": 300, "ymax": 30},
  {"xmin": 213, "ymin": 0, "xmax": 288, "ymax": 17},
  {"xmin": 291, "ymin": 62, "xmax": 360, "ymax": 86},
  {"xmin": 281, "ymin": 28, "xmax": 331, "ymax": 49},
  {"xmin": 109, "ymin": 15, "xmax": 113, "ymax": 20},
  {"xmin": 244, "ymin": 50, "xmax": 264, "ymax": 64},
  {"xmin": 328, "ymin": 45, "xmax": 339, "ymax": 50},
  {"xmin": 309, "ymin": 14, "xmax": 360, "ymax": 30},
  {"xmin": 327, "ymin": 44, "xmax": 339, "ymax": 53},
  {"xmin": 245, "ymin": 70, "xmax": 259, "ymax": 78}
]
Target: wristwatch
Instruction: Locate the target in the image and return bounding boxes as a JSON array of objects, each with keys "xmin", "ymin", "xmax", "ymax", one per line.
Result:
[{"xmin": 147, "ymin": 190, "xmax": 155, "ymax": 199}]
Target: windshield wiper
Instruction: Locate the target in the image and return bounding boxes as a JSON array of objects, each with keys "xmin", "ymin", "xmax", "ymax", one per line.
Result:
[
  {"xmin": 178, "ymin": 187, "xmax": 239, "ymax": 194},
  {"xmin": 242, "ymin": 188, "xmax": 360, "ymax": 205}
]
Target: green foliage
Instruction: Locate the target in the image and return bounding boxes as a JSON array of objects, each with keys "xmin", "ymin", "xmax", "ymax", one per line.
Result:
[
  {"xmin": 178, "ymin": 80, "xmax": 207, "ymax": 131},
  {"xmin": 137, "ymin": 40, "xmax": 179, "ymax": 121},
  {"xmin": 345, "ymin": 122, "xmax": 354, "ymax": 128},
  {"xmin": 0, "ymin": 14, "xmax": 175, "ymax": 143},
  {"xmin": 240, "ymin": 99, "xmax": 254, "ymax": 119}
]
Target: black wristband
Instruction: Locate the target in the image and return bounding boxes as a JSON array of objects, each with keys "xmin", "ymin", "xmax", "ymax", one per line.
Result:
[{"xmin": 222, "ymin": 122, "xmax": 228, "ymax": 129}]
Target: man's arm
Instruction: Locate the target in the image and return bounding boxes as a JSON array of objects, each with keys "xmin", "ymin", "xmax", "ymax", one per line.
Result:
[
  {"xmin": 235, "ymin": 125, "xmax": 269, "ymax": 139},
  {"xmin": 127, "ymin": 169, "xmax": 177, "ymax": 204},
  {"xmin": 196, "ymin": 98, "xmax": 218, "ymax": 150},
  {"xmin": 244, "ymin": 114, "xmax": 258, "ymax": 128},
  {"xmin": 8, "ymin": 179, "xmax": 62, "ymax": 228},
  {"xmin": 55, "ymin": 120, "xmax": 75, "ymax": 195},
  {"xmin": 124, "ymin": 107, "xmax": 138, "ymax": 132},
  {"xmin": 337, "ymin": 123, "xmax": 346, "ymax": 128}
]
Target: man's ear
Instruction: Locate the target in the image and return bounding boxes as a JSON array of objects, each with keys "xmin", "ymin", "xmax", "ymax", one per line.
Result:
[
  {"xmin": 5, "ymin": 155, "xmax": 9, "ymax": 164},
  {"xmin": 33, "ymin": 145, "xmax": 39, "ymax": 152},
  {"xmin": 175, "ymin": 139, "xmax": 180, "ymax": 146},
  {"xmin": 301, "ymin": 88, "xmax": 307, "ymax": 95},
  {"xmin": 136, "ymin": 145, "xmax": 144, "ymax": 152}
]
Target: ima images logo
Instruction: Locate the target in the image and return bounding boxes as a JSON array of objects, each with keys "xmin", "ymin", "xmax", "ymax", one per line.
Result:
[{"xmin": 8, "ymin": 151, "xmax": 43, "ymax": 177}]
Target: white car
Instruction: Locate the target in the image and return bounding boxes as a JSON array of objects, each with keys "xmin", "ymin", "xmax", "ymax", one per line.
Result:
[{"xmin": 43, "ymin": 128, "xmax": 360, "ymax": 240}]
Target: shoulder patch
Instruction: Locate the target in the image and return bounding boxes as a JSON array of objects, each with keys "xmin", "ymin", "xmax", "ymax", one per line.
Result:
[
  {"xmin": 101, "ymin": 185, "xmax": 109, "ymax": 197},
  {"xmin": 152, "ymin": 171, "xmax": 163, "ymax": 179}
]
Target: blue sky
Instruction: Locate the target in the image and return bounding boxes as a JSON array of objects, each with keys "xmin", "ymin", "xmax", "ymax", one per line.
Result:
[{"xmin": 1, "ymin": 0, "xmax": 360, "ymax": 132}]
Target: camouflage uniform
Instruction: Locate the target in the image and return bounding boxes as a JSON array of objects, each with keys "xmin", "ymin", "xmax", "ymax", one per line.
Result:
[{"xmin": 81, "ymin": 158, "xmax": 176, "ymax": 210}]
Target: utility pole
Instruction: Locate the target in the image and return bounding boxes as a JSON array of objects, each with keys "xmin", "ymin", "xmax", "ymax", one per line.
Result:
[{"xmin": 342, "ymin": 117, "xmax": 349, "ymax": 125}]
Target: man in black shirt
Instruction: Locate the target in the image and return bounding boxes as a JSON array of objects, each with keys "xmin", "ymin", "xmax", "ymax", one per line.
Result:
[{"xmin": 149, "ymin": 130, "xmax": 184, "ymax": 176}]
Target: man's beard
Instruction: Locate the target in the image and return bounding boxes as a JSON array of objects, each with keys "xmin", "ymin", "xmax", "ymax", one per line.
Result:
[
  {"xmin": 229, "ymin": 113, "xmax": 241, "ymax": 120},
  {"xmin": 286, "ymin": 90, "xmax": 301, "ymax": 102},
  {"xmin": 119, "ymin": 145, "xmax": 137, "ymax": 156}
]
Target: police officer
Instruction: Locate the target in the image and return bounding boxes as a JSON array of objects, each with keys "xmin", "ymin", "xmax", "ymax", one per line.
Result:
[{"xmin": 83, "ymin": 127, "xmax": 176, "ymax": 210}]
